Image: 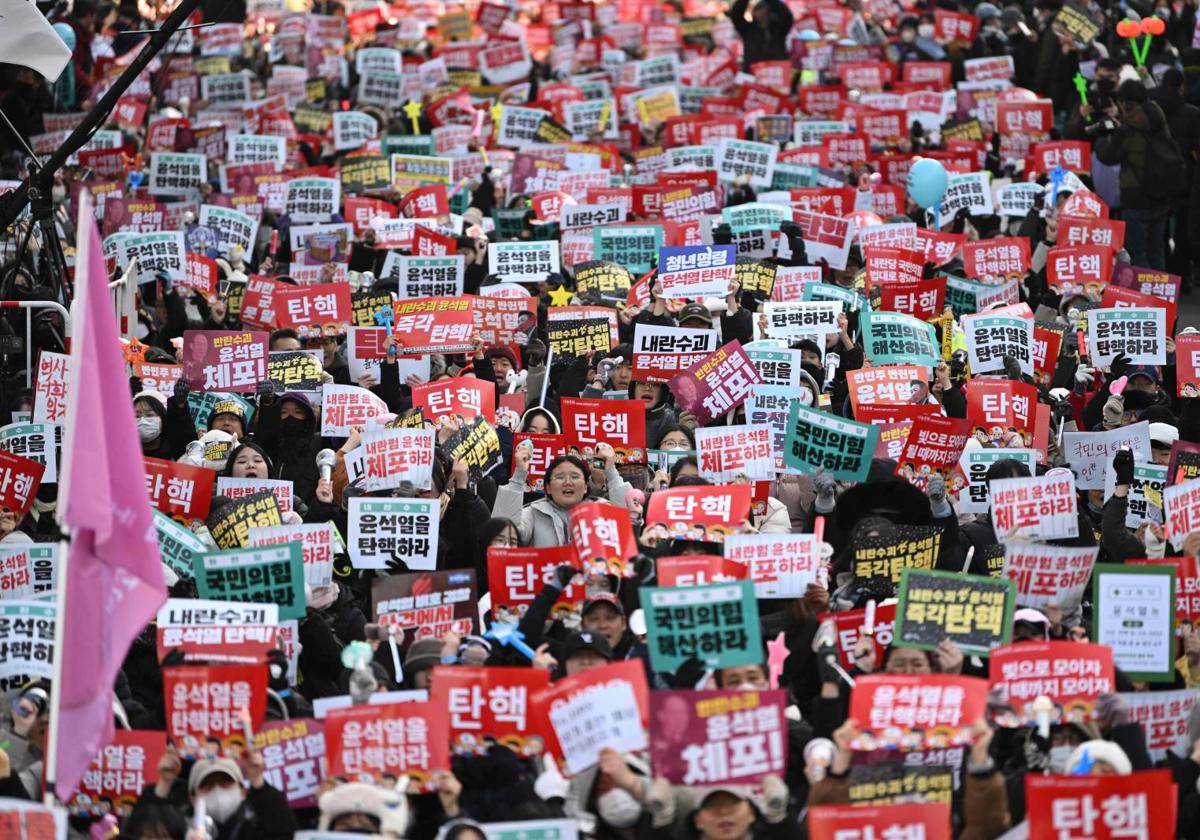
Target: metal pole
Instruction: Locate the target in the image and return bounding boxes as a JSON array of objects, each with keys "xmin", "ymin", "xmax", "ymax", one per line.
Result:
[{"xmin": 0, "ymin": 0, "xmax": 205, "ymax": 231}]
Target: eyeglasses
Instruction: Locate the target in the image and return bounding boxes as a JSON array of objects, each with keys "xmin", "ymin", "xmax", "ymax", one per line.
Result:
[{"xmin": 550, "ymin": 472, "xmax": 584, "ymax": 484}]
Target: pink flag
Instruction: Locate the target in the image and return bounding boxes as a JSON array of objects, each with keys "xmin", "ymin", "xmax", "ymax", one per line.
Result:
[{"xmin": 54, "ymin": 191, "xmax": 167, "ymax": 799}]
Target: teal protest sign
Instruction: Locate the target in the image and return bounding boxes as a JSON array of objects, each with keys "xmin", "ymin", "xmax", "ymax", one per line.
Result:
[
  {"xmin": 594, "ymin": 224, "xmax": 664, "ymax": 274},
  {"xmin": 643, "ymin": 580, "xmax": 761, "ymax": 672},
  {"xmin": 803, "ymin": 281, "xmax": 867, "ymax": 313},
  {"xmin": 194, "ymin": 543, "xmax": 305, "ymax": 620},
  {"xmin": 154, "ymin": 510, "xmax": 207, "ymax": 580},
  {"xmin": 783, "ymin": 403, "xmax": 877, "ymax": 482},
  {"xmin": 1093, "ymin": 563, "xmax": 1176, "ymax": 683},
  {"xmin": 862, "ymin": 310, "xmax": 938, "ymax": 369}
]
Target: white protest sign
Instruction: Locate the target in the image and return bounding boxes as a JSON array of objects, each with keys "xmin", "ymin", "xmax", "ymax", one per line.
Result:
[
  {"xmin": 724, "ymin": 533, "xmax": 821, "ymax": 598},
  {"xmin": 1060, "ymin": 422, "xmax": 1151, "ymax": 491},
  {"xmin": 694, "ymin": 425, "xmax": 775, "ymax": 482},
  {"xmin": 990, "ymin": 472, "xmax": 1079, "ymax": 540},
  {"xmin": 347, "ymin": 497, "xmax": 440, "ymax": 570},
  {"xmin": 1087, "ymin": 307, "xmax": 1167, "ymax": 367},
  {"xmin": 359, "ymin": 428, "xmax": 436, "ymax": 492}
]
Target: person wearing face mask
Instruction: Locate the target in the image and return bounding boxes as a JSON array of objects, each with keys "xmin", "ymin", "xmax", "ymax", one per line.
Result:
[
  {"xmin": 561, "ymin": 747, "xmax": 653, "ymax": 840},
  {"xmin": 252, "ymin": 389, "xmax": 324, "ymax": 504},
  {"xmin": 135, "ymin": 391, "xmax": 195, "ymax": 460},
  {"xmin": 894, "ymin": 15, "xmax": 945, "ymax": 65}
]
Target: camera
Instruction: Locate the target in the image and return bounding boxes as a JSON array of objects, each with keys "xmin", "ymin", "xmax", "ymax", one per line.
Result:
[{"xmin": 1082, "ymin": 117, "xmax": 1117, "ymax": 138}]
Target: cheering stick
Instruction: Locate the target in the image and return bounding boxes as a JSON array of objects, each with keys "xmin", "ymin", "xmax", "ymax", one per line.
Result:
[
  {"xmin": 239, "ymin": 706, "xmax": 254, "ymax": 749},
  {"xmin": 766, "ymin": 632, "xmax": 790, "ymax": 690},
  {"xmin": 1072, "ymin": 73, "xmax": 1089, "ymax": 116},
  {"xmin": 373, "ymin": 306, "xmax": 394, "ymax": 333},
  {"xmin": 1048, "ymin": 165, "xmax": 1067, "ymax": 208},
  {"xmin": 485, "ymin": 622, "xmax": 538, "ymax": 661},
  {"xmin": 403, "ymin": 101, "xmax": 423, "ymax": 135}
]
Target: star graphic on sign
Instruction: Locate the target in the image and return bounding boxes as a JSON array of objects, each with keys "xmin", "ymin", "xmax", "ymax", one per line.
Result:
[
  {"xmin": 548, "ymin": 285, "xmax": 574, "ymax": 307},
  {"xmin": 766, "ymin": 631, "xmax": 790, "ymax": 690}
]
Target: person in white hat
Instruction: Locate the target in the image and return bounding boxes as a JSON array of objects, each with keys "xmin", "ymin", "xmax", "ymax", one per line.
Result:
[{"xmin": 318, "ymin": 781, "xmax": 409, "ymax": 836}]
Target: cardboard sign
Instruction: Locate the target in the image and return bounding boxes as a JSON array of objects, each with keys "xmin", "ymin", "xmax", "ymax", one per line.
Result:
[
  {"xmin": 694, "ymin": 425, "xmax": 774, "ymax": 483},
  {"xmin": 560, "ymin": 398, "xmax": 646, "ymax": 464},
  {"xmin": 531, "ymin": 659, "xmax": 649, "ymax": 774},
  {"xmin": 895, "ymin": 568, "xmax": 1015, "ymax": 656},
  {"xmin": 632, "ymin": 324, "xmax": 719, "ymax": 383},
  {"xmin": 853, "ymin": 525, "xmax": 942, "ymax": 585},
  {"xmin": 648, "ymin": 689, "xmax": 787, "ymax": 785},
  {"xmin": 723, "ymin": 533, "xmax": 821, "ymax": 599},
  {"xmin": 360, "ymin": 428, "xmax": 436, "ymax": 492},
  {"xmin": 1025, "ymin": 770, "xmax": 1174, "ymax": 840},
  {"xmin": 144, "ymin": 456, "xmax": 216, "ymax": 520},
  {"xmin": 1061, "ymin": 422, "xmax": 1151, "ymax": 491},
  {"xmin": 429, "ymin": 665, "xmax": 550, "ymax": 755},
  {"xmin": 569, "ymin": 500, "xmax": 637, "ymax": 570},
  {"xmin": 1087, "ymin": 307, "xmax": 1166, "ymax": 366},
  {"xmin": 783, "ymin": 404, "xmax": 877, "ymax": 482},
  {"xmin": 1093, "ymin": 563, "xmax": 1176, "ymax": 682},
  {"xmin": 545, "ymin": 306, "xmax": 618, "ymax": 358},
  {"xmin": 321, "ymin": 384, "xmax": 388, "ymax": 436},
  {"xmin": 657, "ymin": 244, "xmax": 736, "ymax": 298},
  {"xmin": 194, "ymin": 543, "xmax": 303, "ymax": 620},
  {"xmin": 348, "ymin": 498, "xmax": 440, "ymax": 570},
  {"xmin": 895, "ymin": 414, "xmax": 971, "ymax": 492},
  {"xmin": 965, "ymin": 379, "xmax": 1036, "ymax": 446},
  {"xmin": 807, "ymin": 803, "xmax": 950, "ymax": 840},
  {"xmin": 486, "ymin": 545, "xmax": 583, "ymax": 620},
  {"xmin": 411, "ymin": 379, "xmax": 495, "ymax": 424},
  {"xmin": 371, "ymin": 568, "xmax": 477, "ymax": 641},
  {"xmin": 989, "ymin": 641, "xmax": 1114, "ymax": 725},
  {"xmin": 991, "ymin": 473, "xmax": 1079, "ymax": 541},
  {"xmin": 849, "ymin": 674, "xmax": 988, "ymax": 750},
  {"xmin": 324, "ymin": 701, "xmax": 449, "ymax": 784},
  {"xmin": 392, "ymin": 296, "xmax": 475, "ymax": 355},
  {"xmin": 74, "ymin": 730, "xmax": 166, "ymax": 818},
  {"xmin": 643, "ymin": 485, "xmax": 752, "ymax": 543},
  {"xmin": 181, "ymin": 330, "xmax": 269, "ymax": 393},
  {"xmin": 163, "ymin": 664, "xmax": 267, "ymax": 752},
  {"xmin": 1119, "ymin": 688, "xmax": 1200, "ymax": 763},
  {"xmin": 643, "ymin": 580, "xmax": 762, "ymax": 672},
  {"xmin": 207, "ymin": 488, "xmax": 284, "ymax": 549},
  {"xmin": 667, "ymin": 340, "xmax": 763, "ymax": 426},
  {"xmin": 861, "ymin": 310, "xmax": 938, "ymax": 369}
]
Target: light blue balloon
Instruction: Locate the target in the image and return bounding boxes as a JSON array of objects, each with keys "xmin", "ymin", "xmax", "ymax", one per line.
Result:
[
  {"xmin": 798, "ymin": 29, "xmax": 821, "ymax": 41},
  {"xmin": 906, "ymin": 158, "xmax": 949, "ymax": 209}
]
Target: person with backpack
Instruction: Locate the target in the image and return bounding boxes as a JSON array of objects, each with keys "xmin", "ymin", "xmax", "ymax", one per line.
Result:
[{"xmin": 1096, "ymin": 79, "xmax": 1189, "ymax": 270}]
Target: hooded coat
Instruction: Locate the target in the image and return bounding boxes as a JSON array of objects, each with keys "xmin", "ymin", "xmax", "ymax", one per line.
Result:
[
  {"xmin": 1096, "ymin": 100, "xmax": 1173, "ymax": 210},
  {"xmin": 252, "ymin": 392, "xmax": 323, "ymax": 503}
]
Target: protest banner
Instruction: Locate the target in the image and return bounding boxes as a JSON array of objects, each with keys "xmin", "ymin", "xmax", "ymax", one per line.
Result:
[
  {"xmin": 248, "ymin": 524, "xmax": 336, "ymax": 588},
  {"xmin": 961, "ymin": 312, "xmax": 1033, "ymax": 377},
  {"xmin": 846, "ymin": 365, "xmax": 924, "ymax": 413},
  {"xmin": 632, "ymin": 324, "xmax": 719, "ymax": 383},
  {"xmin": 441, "ymin": 415, "xmax": 503, "ymax": 481},
  {"xmin": 324, "ymin": 701, "xmax": 449, "ymax": 785},
  {"xmin": 251, "ymin": 719, "xmax": 325, "ymax": 808},
  {"xmin": 206, "ymin": 489, "xmax": 284, "ymax": 549},
  {"xmin": 266, "ymin": 351, "xmax": 323, "ymax": 394},
  {"xmin": 372, "ymin": 568, "xmax": 477, "ymax": 641},
  {"xmin": 807, "ymin": 803, "xmax": 950, "ymax": 840},
  {"xmin": 847, "ymin": 762, "xmax": 955, "ymax": 806},
  {"xmin": 648, "ymin": 689, "xmax": 787, "ymax": 785},
  {"xmin": 642, "ymin": 484, "xmax": 752, "ymax": 543},
  {"xmin": 214, "ymin": 477, "xmax": 294, "ymax": 514},
  {"xmin": 853, "ymin": 525, "xmax": 942, "ymax": 586},
  {"xmin": 545, "ymin": 306, "xmax": 618, "ymax": 358},
  {"xmin": 73, "ymin": 730, "xmax": 166, "ymax": 818},
  {"xmin": 156, "ymin": 599, "xmax": 278, "ymax": 665},
  {"xmin": 181, "ymin": 330, "xmax": 269, "ymax": 393},
  {"xmin": 163, "ymin": 664, "xmax": 268, "ymax": 753},
  {"xmin": 1060, "ymin": 421, "xmax": 1151, "ymax": 491},
  {"xmin": 1093, "ymin": 563, "xmax": 1176, "ymax": 682},
  {"xmin": 33, "ymin": 351, "xmax": 69, "ymax": 422},
  {"xmin": 359, "ymin": 428, "xmax": 436, "ymax": 492},
  {"xmin": 275, "ymin": 283, "xmax": 352, "ymax": 337},
  {"xmin": 861, "ymin": 310, "xmax": 938, "ymax": 369},
  {"xmin": 430, "ymin": 666, "xmax": 550, "ymax": 755},
  {"xmin": 694, "ymin": 425, "xmax": 774, "ymax": 483},
  {"xmin": 989, "ymin": 640, "xmax": 1114, "ymax": 725},
  {"xmin": 761, "ymin": 300, "xmax": 841, "ymax": 339},
  {"xmin": 666, "ymin": 340, "xmax": 763, "ymax": 426},
  {"xmin": 348, "ymin": 498, "xmax": 440, "ymax": 571},
  {"xmin": 783, "ymin": 403, "xmax": 877, "ymax": 482},
  {"xmin": 656, "ymin": 556, "xmax": 749, "ymax": 589},
  {"xmin": 531, "ymin": 659, "xmax": 650, "ymax": 774},
  {"xmin": 1087, "ymin": 307, "xmax": 1167, "ymax": 366},
  {"xmin": 569, "ymin": 501, "xmax": 637, "ymax": 572},
  {"xmin": 488, "ymin": 241, "xmax": 560, "ymax": 284},
  {"xmin": 895, "ymin": 414, "xmax": 970, "ymax": 492},
  {"xmin": 657, "ymin": 244, "xmax": 736, "ymax": 299},
  {"xmin": 321, "ymin": 385, "xmax": 389, "ymax": 436},
  {"xmin": 144, "ymin": 456, "xmax": 216, "ymax": 520},
  {"xmin": 392, "ymin": 296, "xmax": 475, "ymax": 355},
  {"xmin": 1120, "ymin": 688, "xmax": 1199, "ymax": 763},
  {"xmin": 1025, "ymin": 770, "xmax": 1174, "ymax": 840},
  {"xmin": 1129, "ymin": 556, "xmax": 1200, "ymax": 624},
  {"xmin": 1102, "ymin": 462, "xmax": 1167, "ymax": 529},
  {"xmin": 194, "ymin": 543, "xmax": 304, "ymax": 620},
  {"xmin": 956, "ymin": 448, "xmax": 1036, "ymax": 514},
  {"xmin": 487, "ymin": 545, "xmax": 583, "ymax": 622},
  {"xmin": 0, "ymin": 448, "xmax": 43, "ymax": 518},
  {"xmin": 990, "ymin": 472, "xmax": 1079, "ymax": 540},
  {"xmin": 643, "ymin": 580, "xmax": 761, "ymax": 672},
  {"xmin": 1001, "ymin": 543, "xmax": 1097, "ymax": 610},
  {"xmin": 965, "ymin": 379, "xmax": 1037, "ymax": 446},
  {"xmin": 560, "ymin": 398, "xmax": 646, "ymax": 464},
  {"xmin": 723, "ymin": 533, "xmax": 821, "ymax": 599},
  {"xmin": 0, "ymin": 601, "xmax": 55, "ymax": 693},
  {"xmin": 848, "ymin": 674, "xmax": 988, "ymax": 750},
  {"xmin": 0, "ymin": 544, "xmax": 56, "ymax": 600},
  {"xmin": 895, "ymin": 568, "xmax": 1015, "ymax": 657}
]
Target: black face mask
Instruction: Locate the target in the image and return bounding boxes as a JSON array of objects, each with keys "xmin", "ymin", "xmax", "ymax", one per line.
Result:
[
  {"xmin": 1096, "ymin": 78, "xmax": 1117, "ymax": 95},
  {"xmin": 279, "ymin": 416, "xmax": 306, "ymax": 437}
]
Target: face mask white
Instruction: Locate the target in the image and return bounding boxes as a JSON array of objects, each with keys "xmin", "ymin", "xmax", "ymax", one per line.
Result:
[
  {"xmin": 1048, "ymin": 745, "xmax": 1073, "ymax": 774},
  {"xmin": 137, "ymin": 416, "xmax": 162, "ymax": 442},
  {"xmin": 918, "ymin": 23, "xmax": 936, "ymax": 39},
  {"xmin": 202, "ymin": 786, "xmax": 244, "ymax": 823},
  {"xmin": 596, "ymin": 787, "xmax": 643, "ymax": 828}
]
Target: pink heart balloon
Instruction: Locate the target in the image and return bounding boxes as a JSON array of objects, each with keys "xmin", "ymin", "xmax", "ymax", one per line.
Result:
[{"xmin": 1110, "ymin": 375, "xmax": 1129, "ymax": 396}]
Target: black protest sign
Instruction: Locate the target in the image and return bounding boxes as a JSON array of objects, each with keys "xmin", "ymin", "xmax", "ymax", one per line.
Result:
[
  {"xmin": 371, "ymin": 568, "xmax": 478, "ymax": 641},
  {"xmin": 340, "ymin": 154, "xmax": 391, "ymax": 194},
  {"xmin": 1054, "ymin": 1, "xmax": 1103, "ymax": 43},
  {"xmin": 848, "ymin": 762, "xmax": 955, "ymax": 805},
  {"xmin": 208, "ymin": 490, "xmax": 283, "ymax": 549},
  {"xmin": 351, "ymin": 290, "xmax": 393, "ymax": 327},
  {"xmin": 735, "ymin": 259, "xmax": 777, "ymax": 299},
  {"xmin": 574, "ymin": 260, "xmax": 633, "ymax": 301},
  {"xmin": 268, "ymin": 351, "xmax": 323, "ymax": 393},
  {"xmin": 443, "ymin": 415, "xmax": 502, "ymax": 482},
  {"xmin": 546, "ymin": 315, "xmax": 616, "ymax": 358},
  {"xmin": 895, "ymin": 568, "xmax": 1016, "ymax": 657},
  {"xmin": 852, "ymin": 525, "xmax": 942, "ymax": 586}
]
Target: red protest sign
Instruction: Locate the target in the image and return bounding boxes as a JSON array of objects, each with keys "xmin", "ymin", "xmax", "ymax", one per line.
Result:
[
  {"xmin": 180, "ymin": 330, "xmax": 269, "ymax": 393},
  {"xmin": 995, "ymin": 99, "xmax": 1052, "ymax": 134},
  {"xmin": 163, "ymin": 664, "xmax": 268, "ymax": 753},
  {"xmin": 847, "ymin": 365, "xmax": 926, "ymax": 414},
  {"xmin": 1100, "ymin": 283, "xmax": 1177, "ymax": 333},
  {"xmin": 902, "ymin": 61, "xmax": 952, "ymax": 86},
  {"xmin": 965, "ymin": 379, "xmax": 1037, "ymax": 446},
  {"xmin": 877, "ymin": 277, "xmax": 946, "ymax": 321},
  {"xmin": 392, "ymin": 296, "xmax": 476, "ymax": 354},
  {"xmin": 808, "ymin": 803, "xmax": 951, "ymax": 840},
  {"xmin": 1060, "ymin": 188, "xmax": 1108, "ymax": 218},
  {"xmin": 934, "ymin": 8, "xmax": 978, "ymax": 41},
  {"xmin": 990, "ymin": 641, "xmax": 1115, "ymax": 725},
  {"xmin": 817, "ymin": 603, "xmax": 899, "ymax": 670},
  {"xmin": 561, "ymin": 397, "xmax": 647, "ymax": 464},
  {"xmin": 1179, "ymin": 334, "xmax": 1200, "ymax": 397},
  {"xmin": 0, "ymin": 450, "xmax": 43, "ymax": 517},
  {"xmin": 239, "ymin": 275, "xmax": 284, "ymax": 329},
  {"xmin": 649, "ymin": 689, "xmax": 787, "ymax": 785},
  {"xmin": 1129, "ymin": 556, "xmax": 1200, "ymax": 623},
  {"xmin": 1113, "ymin": 263, "xmax": 1181, "ymax": 305},
  {"xmin": 183, "ymin": 253, "xmax": 218, "ymax": 296},
  {"xmin": 412, "ymin": 378, "xmax": 495, "ymax": 423},
  {"xmin": 1031, "ymin": 140, "xmax": 1091, "ymax": 174},
  {"xmin": 471, "ymin": 294, "xmax": 538, "ymax": 346},
  {"xmin": 569, "ymin": 500, "xmax": 637, "ymax": 571},
  {"xmin": 1046, "ymin": 245, "xmax": 1113, "ymax": 293},
  {"xmin": 644, "ymin": 485, "xmax": 752, "ymax": 543},
  {"xmin": 429, "ymin": 665, "xmax": 550, "ymax": 754},
  {"xmin": 73, "ymin": 730, "xmax": 166, "ymax": 818},
  {"xmin": 656, "ymin": 556, "xmax": 749, "ymax": 588},
  {"xmin": 962, "ymin": 237, "xmax": 1030, "ymax": 284},
  {"xmin": 324, "ymin": 701, "xmax": 449, "ymax": 785},
  {"xmin": 849, "ymin": 674, "xmax": 989, "ymax": 750},
  {"xmin": 895, "ymin": 414, "xmax": 971, "ymax": 491},
  {"xmin": 487, "ymin": 545, "xmax": 583, "ymax": 620},
  {"xmin": 251, "ymin": 718, "xmax": 325, "ymax": 808},
  {"xmin": 864, "ymin": 247, "xmax": 924, "ymax": 286},
  {"xmin": 274, "ymin": 282, "xmax": 352, "ymax": 336},
  {"xmin": 144, "ymin": 456, "xmax": 216, "ymax": 520},
  {"xmin": 511, "ymin": 433, "xmax": 567, "ymax": 493},
  {"xmin": 913, "ymin": 227, "xmax": 966, "ymax": 266},
  {"xmin": 1060, "ymin": 215, "xmax": 1126, "ymax": 250},
  {"xmin": 1026, "ymin": 770, "xmax": 1175, "ymax": 840},
  {"xmin": 399, "ymin": 185, "xmax": 449, "ymax": 219}
]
